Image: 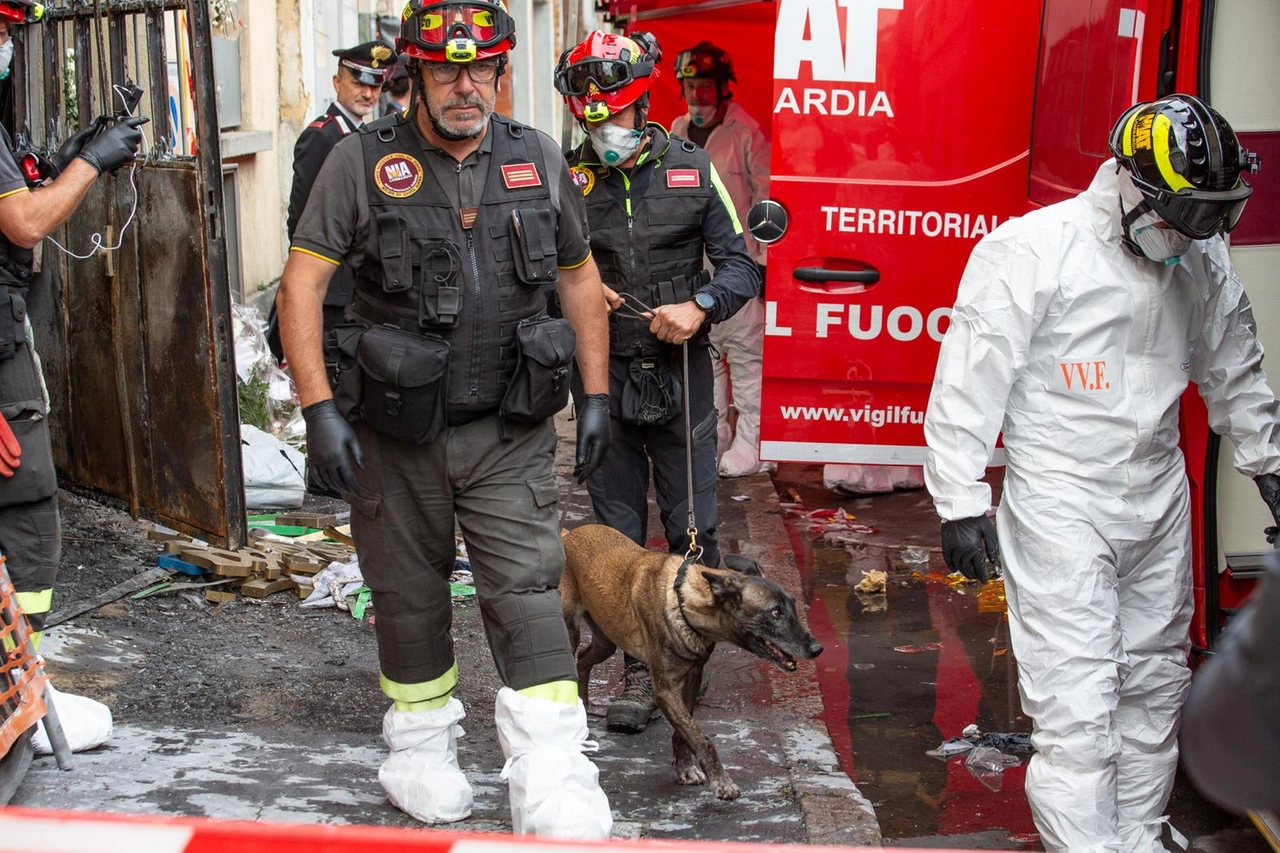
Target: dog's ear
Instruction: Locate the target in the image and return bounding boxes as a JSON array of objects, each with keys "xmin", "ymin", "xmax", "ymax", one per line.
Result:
[
  {"xmin": 702, "ymin": 570, "xmax": 744, "ymax": 605},
  {"xmin": 722, "ymin": 553, "xmax": 764, "ymax": 577}
]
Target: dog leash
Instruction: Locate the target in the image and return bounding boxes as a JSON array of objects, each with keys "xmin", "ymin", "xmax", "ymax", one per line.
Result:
[{"xmin": 613, "ymin": 290, "xmax": 704, "ymax": 563}]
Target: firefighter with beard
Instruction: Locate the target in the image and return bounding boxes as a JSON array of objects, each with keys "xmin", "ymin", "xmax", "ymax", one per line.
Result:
[
  {"xmin": 0, "ymin": 0, "xmax": 146, "ymax": 766},
  {"xmin": 553, "ymin": 30, "xmax": 759, "ymax": 734},
  {"xmin": 275, "ymin": 0, "xmax": 613, "ymax": 837}
]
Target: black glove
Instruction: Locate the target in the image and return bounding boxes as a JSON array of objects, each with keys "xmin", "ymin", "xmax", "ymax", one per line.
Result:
[
  {"xmin": 76, "ymin": 115, "xmax": 148, "ymax": 174},
  {"xmin": 302, "ymin": 399, "xmax": 363, "ymax": 496},
  {"xmin": 574, "ymin": 393, "xmax": 611, "ymax": 484},
  {"xmin": 52, "ymin": 118, "xmax": 106, "ymax": 173},
  {"xmin": 1256, "ymin": 473, "xmax": 1280, "ymax": 545},
  {"xmin": 941, "ymin": 515, "xmax": 1000, "ymax": 583}
]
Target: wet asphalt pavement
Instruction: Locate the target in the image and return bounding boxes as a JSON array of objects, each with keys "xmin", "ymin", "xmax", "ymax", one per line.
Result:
[{"xmin": 6, "ymin": 419, "xmax": 1268, "ymax": 851}]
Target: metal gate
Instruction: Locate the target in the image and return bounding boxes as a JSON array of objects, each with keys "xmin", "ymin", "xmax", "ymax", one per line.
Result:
[{"xmin": 11, "ymin": 1, "xmax": 245, "ymax": 547}]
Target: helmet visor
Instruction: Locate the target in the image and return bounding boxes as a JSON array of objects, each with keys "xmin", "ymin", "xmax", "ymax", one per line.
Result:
[
  {"xmin": 556, "ymin": 58, "xmax": 634, "ymax": 96},
  {"xmin": 408, "ymin": 3, "xmax": 509, "ymax": 49},
  {"xmin": 1135, "ymin": 175, "xmax": 1254, "ymax": 239}
]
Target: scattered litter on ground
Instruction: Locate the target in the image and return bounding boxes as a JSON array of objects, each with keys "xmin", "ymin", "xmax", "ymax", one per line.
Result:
[
  {"xmin": 44, "ymin": 568, "xmax": 172, "ymax": 629},
  {"xmin": 977, "ymin": 578, "xmax": 1008, "ymax": 613},
  {"xmin": 730, "ymin": 494, "xmax": 751, "ymax": 502},
  {"xmin": 965, "ymin": 746, "xmax": 1023, "ymax": 791},
  {"xmin": 893, "ymin": 642, "xmax": 942, "ymax": 654},
  {"xmin": 926, "ymin": 725, "xmax": 1034, "ymax": 763},
  {"xmin": 899, "ymin": 547, "xmax": 930, "ymax": 568},
  {"xmin": 854, "ymin": 569, "xmax": 887, "ymax": 594}
]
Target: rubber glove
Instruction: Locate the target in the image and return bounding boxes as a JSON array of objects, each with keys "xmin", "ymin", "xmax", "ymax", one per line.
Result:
[
  {"xmin": 574, "ymin": 393, "xmax": 611, "ymax": 483},
  {"xmin": 77, "ymin": 116, "xmax": 148, "ymax": 174},
  {"xmin": 302, "ymin": 400, "xmax": 363, "ymax": 496},
  {"xmin": 52, "ymin": 118, "xmax": 106, "ymax": 173},
  {"xmin": 0, "ymin": 417, "xmax": 20, "ymax": 477},
  {"xmin": 1255, "ymin": 473, "xmax": 1280, "ymax": 545},
  {"xmin": 940, "ymin": 514, "xmax": 1000, "ymax": 583}
]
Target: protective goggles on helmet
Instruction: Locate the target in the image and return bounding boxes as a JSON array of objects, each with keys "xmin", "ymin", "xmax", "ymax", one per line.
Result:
[
  {"xmin": 1131, "ymin": 173, "xmax": 1254, "ymax": 239},
  {"xmin": 673, "ymin": 48, "xmax": 721, "ymax": 79},
  {"xmin": 555, "ymin": 57, "xmax": 650, "ymax": 98},
  {"xmin": 405, "ymin": 2, "xmax": 513, "ymax": 52},
  {"xmin": 0, "ymin": 1, "xmax": 43, "ymax": 24}
]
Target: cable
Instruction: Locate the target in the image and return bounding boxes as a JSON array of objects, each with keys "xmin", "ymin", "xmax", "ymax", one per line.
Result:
[{"xmin": 44, "ymin": 83, "xmax": 146, "ymax": 260}]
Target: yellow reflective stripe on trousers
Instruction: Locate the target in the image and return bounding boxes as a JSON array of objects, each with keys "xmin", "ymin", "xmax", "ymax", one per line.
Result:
[
  {"xmin": 380, "ymin": 660, "xmax": 459, "ymax": 705},
  {"xmin": 15, "ymin": 589, "xmax": 53, "ymax": 616},
  {"xmin": 517, "ymin": 679, "xmax": 578, "ymax": 706}
]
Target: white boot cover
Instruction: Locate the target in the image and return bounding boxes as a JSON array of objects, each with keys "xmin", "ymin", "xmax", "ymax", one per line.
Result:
[
  {"xmin": 495, "ymin": 687, "xmax": 612, "ymax": 839},
  {"xmin": 378, "ymin": 698, "xmax": 473, "ymax": 824},
  {"xmin": 32, "ymin": 684, "xmax": 113, "ymax": 754}
]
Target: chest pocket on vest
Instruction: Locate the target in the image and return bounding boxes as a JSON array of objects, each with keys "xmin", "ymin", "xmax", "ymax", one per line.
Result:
[
  {"xmin": 645, "ymin": 199, "xmax": 702, "ymax": 264},
  {"xmin": 500, "ymin": 315, "xmax": 576, "ymax": 423},
  {"xmin": 357, "ymin": 325, "xmax": 450, "ymax": 444},
  {"xmin": 510, "ymin": 208, "xmax": 559, "ymax": 286}
]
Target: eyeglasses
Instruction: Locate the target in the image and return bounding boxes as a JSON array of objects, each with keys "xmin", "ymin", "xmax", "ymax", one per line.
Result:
[{"xmin": 425, "ymin": 61, "xmax": 500, "ymax": 84}]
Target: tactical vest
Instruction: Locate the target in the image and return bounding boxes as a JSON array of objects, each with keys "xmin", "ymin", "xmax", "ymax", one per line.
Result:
[
  {"xmin": 570, "ymin": 133, "xmax": 712, "ymax": 358},
  {"xmin": 0, "ymin": 128, "xmax": 34, "ymax": 292},
  {"xmin": 353, "ymin": 113, "xmax": 555, "ymax": 415}
]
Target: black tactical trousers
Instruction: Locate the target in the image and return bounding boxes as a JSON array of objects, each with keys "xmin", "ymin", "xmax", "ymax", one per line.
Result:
[
  {"xmin": 349, "ymin": 413, "xmax": 577, "ymax": 699},
  {"xmin": 577, "ymin": 345, "xmax": 721, "ymax": 569}
]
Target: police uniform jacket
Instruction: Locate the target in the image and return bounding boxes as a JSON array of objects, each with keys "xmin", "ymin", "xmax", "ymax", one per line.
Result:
[{"xmin": 289, "ymin": 103, "xmax": 358, "ymax": 308}]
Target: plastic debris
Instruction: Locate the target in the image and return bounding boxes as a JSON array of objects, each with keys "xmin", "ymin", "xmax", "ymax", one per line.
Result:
[
  {"xmin": 925, "ymin": 738, "xmax": 975, "ymax": 759},
  {"xmin": 900, "ymin": 547, "xmax": 930, "ymax": 568},
  {"xmin": 854, "ymin": 569, "xmax": 887, "ymax": 594},
  {"xmin": 965, "ymin": 746, "xmax": 1022, "ymax": 792},
  {"xmin": 893, "ymin": 642, "xmax": 942, "ymax": 653},
  {"xmin": 977, "ymin": 577, "xmax": 1008, "ymax": 612},
  {"xmin": 299, "ymin": 557, "xmax": 363, "ymax": 608},
  {"xmin": 730, "ymin": 494, "xmax": 751, "ymax": 502}
]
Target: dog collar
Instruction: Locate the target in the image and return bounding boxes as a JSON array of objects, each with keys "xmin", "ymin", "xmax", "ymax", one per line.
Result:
[{"xmin": 672, "ymin": 556, "xmax": 700, "ymax": 635}]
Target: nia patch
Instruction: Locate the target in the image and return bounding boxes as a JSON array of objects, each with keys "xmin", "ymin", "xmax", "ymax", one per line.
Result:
[{"xmin": 374, "ymin": 153, "xmax": 423, "ymax": 198}]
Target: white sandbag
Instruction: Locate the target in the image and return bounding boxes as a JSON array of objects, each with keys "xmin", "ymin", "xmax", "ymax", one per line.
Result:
[{"xmin": 240, "ymin": 423, "xmax": 306, "ymax": 509}]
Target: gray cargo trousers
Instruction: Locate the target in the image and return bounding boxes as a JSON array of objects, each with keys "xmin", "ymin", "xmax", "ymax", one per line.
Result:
[{"xmin": 349, "ymin": 413, "xmax": 577, "ymax": 700}]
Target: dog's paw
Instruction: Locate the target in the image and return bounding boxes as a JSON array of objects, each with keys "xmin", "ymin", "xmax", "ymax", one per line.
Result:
[
  {"xmin": 711, "ymin": 777, "xmax": 741, "ymax": 800},
  {"xmin": 675, "ymin": 764, "xmax": 707, "ymax": 786}
]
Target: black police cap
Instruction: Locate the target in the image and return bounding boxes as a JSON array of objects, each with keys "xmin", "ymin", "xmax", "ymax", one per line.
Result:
[{"xmin": 333, "ymin": 41, "xmax": 397, "ymax": 86}]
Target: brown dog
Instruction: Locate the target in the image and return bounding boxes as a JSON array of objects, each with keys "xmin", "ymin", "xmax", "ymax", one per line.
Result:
[{"xmin": 561, "ymin": 524, "xmax": 823, "ymax": 800}]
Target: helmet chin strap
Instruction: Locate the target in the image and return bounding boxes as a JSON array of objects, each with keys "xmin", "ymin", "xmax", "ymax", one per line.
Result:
[{"xmin": 1118, "ymin": 193, "xmax": 1154, "ymax": 257}]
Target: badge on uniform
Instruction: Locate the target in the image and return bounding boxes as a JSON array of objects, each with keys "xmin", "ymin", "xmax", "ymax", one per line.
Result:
[
  {"xmin": 569, "ymin": 165, "xmax": 595, "ymax": 197},
  {"xmin": 501, "ymin": 162, "xmax": 542, "ymax": 190},
  {"xmin": 666, "ymin": 169, "xmax": 701, "ymax": 188},
  {"xmin": 374, "ymin": 153, "xmax": 423, "ymax": 198}
]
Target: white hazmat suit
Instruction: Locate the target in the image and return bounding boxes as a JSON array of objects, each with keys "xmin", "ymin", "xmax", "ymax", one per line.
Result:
[
  {"xmin": 673, "ymin": 101, "xmax": 772, "ymax": 477},
  {"xmin": 924, "ymin": 160, "xmax": 1280, "ymax": 852}
]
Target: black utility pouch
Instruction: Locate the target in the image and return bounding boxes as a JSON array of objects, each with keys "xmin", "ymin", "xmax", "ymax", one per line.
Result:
[
  {"xmin": 510, "ymin": 208, "xmax": 559, "ymax": 286},
  {"xmin": 620, "ymin": 355, "xmax": 682, "ymax": 426},
  {"xmin": 0, "ymin": 285, "xmax": 28, "ymax": 362},
  {"xmin": 324, "ymin": 322, "xmax": 368, "ymax": 420},
  {"xmin": 500, "ymin": 315, "xmax": 576, "ymax": 423},
  {"xmin": 357, "ymin": 325, "xmax": 450, "ymax": 444},
  {"xmin": 375, "ymin": 212, "xmax": 411, "ymax": 293},
  {"xmin": 0, "ymin": 410, "xmax": 57, "ymax": 506},
  {"xmin": 418, "ymin": 239, "xmax": 464, "ymax": 328}
]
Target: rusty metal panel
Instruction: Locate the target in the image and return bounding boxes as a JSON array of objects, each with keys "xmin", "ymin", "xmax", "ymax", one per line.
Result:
[{"xmin": 17, "ymin": 2, "xmax": 245, "ymax": 547}]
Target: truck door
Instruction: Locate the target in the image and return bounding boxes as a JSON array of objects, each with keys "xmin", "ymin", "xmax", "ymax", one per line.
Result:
[
  {"xmin": 1182, "ymin": 0, "xmax": 1280, "ymax": 649},
  {"xmin": 758, "ymin": 0, "xmax": 1042, "ymax": 465}
]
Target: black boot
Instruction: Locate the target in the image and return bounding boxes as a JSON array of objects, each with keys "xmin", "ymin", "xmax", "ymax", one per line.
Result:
[{"xmin": 607, "ymin": 657, "xmax": 659, "ymax": 733}]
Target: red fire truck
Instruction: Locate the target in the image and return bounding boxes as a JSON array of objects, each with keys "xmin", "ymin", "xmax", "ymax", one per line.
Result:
[{"xmin": 612, "ymin": 0, "xmax": 1279, "ymax": 649}]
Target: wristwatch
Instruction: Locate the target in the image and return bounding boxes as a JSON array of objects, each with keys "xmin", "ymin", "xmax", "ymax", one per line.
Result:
[{"xmin": 693, "ymin": 290, "xmax": 716, "ymax": 316}]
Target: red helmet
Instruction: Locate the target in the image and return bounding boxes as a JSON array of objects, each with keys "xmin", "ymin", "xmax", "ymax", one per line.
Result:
[
  {"xmin": 397, "ymin": 0, "xmax": 516, "ymax": 64},
  {"xmin": 554, "ymin": 30, "xmax": 660, "ymax": 122},
  {"xmin": 674, "ymin": 41, "xmax": 735, "ymax": 100},
  {"xmin": 0, "ymin": 1, "xmax": 44, "ymax": 24}
]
